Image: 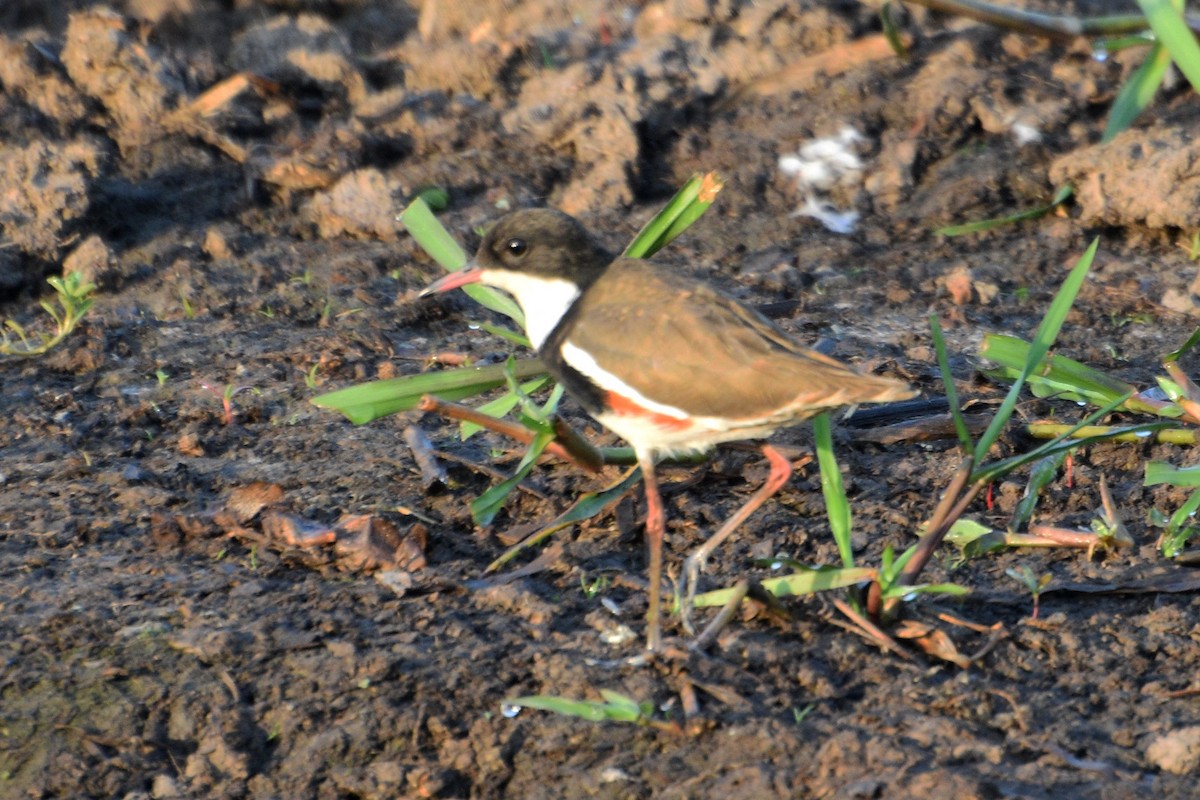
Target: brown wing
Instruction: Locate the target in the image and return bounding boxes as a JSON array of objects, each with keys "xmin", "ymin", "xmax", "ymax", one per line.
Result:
[{"xmin": 568, "ymin": 259, "xmax": 913, "ymax": 421}]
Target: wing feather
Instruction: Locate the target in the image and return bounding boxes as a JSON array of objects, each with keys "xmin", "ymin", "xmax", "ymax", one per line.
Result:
[{"xmin": 567, "ymin": 259, "xmax": 912, "ymax": 421}]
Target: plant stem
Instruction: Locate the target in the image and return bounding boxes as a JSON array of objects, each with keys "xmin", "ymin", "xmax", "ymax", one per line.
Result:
[
  {"xmin": 1026, "ymin": 422, "xmax": 1197, "ymax": 445},
  {"xmin": 908, "ymin": 0, "xmax": 1200, "ymax": 40}
]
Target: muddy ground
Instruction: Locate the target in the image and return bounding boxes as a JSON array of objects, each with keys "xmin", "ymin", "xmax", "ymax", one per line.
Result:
[{"xmin": 3, "ymin": 0, "xmax": 1200, "ymax": 798}]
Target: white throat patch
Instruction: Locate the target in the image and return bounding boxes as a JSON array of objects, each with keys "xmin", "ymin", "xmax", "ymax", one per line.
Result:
[{"xmin": 480, "ymin": 270, "xmax": 581, "ymax": 350}]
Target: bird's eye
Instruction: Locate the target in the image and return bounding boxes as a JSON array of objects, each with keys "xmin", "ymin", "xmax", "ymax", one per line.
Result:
[{"xmin": 505, "ymin": 238, "xmax": 528, "ymax": 258}]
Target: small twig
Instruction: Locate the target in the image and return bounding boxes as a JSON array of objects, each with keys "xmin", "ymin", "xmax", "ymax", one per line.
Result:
[
  {"xmin": 690, "ymin": 579, "xmax": 749, "ymax": 652},
  {"xmin": 848, "ymin": 412, "xmax": 993, "ymax": 445},
  {"xmin": 896, "ymin": 457, "xmax": 978, "ymax": 588},
  {"xmin": 677, "ymin": 677, "xmax": 705, "ymax": 736},
  {"xmin": 831, "ymin": 598, "xmax": 914, "ymax": 661},
  {"xmin": 418, "ymin": 395, "xmax": 603, "ymax": 473},
  {"xmin": 431, "ymin": 450, "xmax": 548, "ymax": 500},
  {"xmin": 466, "ymin": 542, "xmax": 565, "ymax": 590},
  {"xmin": 962, "ymin": 623, "xmax": 1008, "ymax": 664}
]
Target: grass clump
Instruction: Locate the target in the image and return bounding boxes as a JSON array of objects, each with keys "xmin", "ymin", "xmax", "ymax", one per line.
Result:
[{"xmin": 1, "ymin": 271, "xmax": 95, "ymax": 358}]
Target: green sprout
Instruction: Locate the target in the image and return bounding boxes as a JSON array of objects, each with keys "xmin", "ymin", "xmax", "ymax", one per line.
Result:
[
  {"xmin": 1006, "ymin": 565, "xmax": 1052, "ymax": 619},
  {"xmin": 0, "ymin": 271, "xmax": 96, "ymax": 358},
  {"xmin": 580, "ymin": 572, "xmax": 611, "ymax": 599},
  {"xmin": 503, "ymin": 690, "xmax": 676, "ymax": 731}
]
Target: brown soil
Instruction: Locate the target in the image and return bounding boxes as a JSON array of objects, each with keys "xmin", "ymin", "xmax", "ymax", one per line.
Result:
[{"xmin": 3, "ymin": 1, "xmax": 1200, "ymax": 798}]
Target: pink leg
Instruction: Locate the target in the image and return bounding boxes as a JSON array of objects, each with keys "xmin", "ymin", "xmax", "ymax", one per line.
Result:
[
  {"xmin": 637, "ymin": 451, "xmax": 664, "ymax": 653},
  {"xmin": 681, "ymin": 444, "xmax": 793, "ymax": 633}
]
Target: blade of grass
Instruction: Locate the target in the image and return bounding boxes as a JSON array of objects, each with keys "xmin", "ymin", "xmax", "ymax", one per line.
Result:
[
  {"xmin": 1145, "ymin": 461, "xmax": 1200, "ymax": 487},
  {"xmin": 974, "ymin": 421, "xmax": 1170, "ymax": 485},
  {"xmin": 972, "ymin": 238, "xmax": 1098, "ymax": 463},
  {"xmin": 980, "ymin": 334, "xmax": 1164, "ymax": 410},
  {"xmin": 1012, "ymin": 450, "xmax": 1068, "ymax": 530},
  {"xmin": 1103, "ymin": 41, "xmax": 1172, "ymax": 141},
  {"xmin": 1027, "ymin": 422, "xmax": 1197, "ymax": 444},
  {"xmin": 470, "ymin": 429, "xmax": 556, "ymax": 526},
  {"xmin": 982, "ymin": 334, "xmax": 1184, "ymax": 419},
  {"xmin": 1136, "ymin": 0, "xmax": 1200, "ymax": 93},
  {"xmin": 880, "ymin": 582, "xmax": 970, "ymax": 599},
  {"xmin": 487, "ymin": 467, "xmax": 644, "ymax": 572},
  {"xmin": 692, "ymin": 565, "xmax": 876, "ymax": 608},
  {"xmin": 623, "ymin": 173, "xmax": 723, "ymax": 259},
  {"xmin": 476, "ymin": 321, "xmax": 532, "ymax": 349},
  {"xmin": 507, "ymin": 359, "xmax": 564, "ymax": 422},
  {"xmin": 974, "ymin": 388, "xmax": 1132, "ymax": 481},
  {"xmin": 812, "ymin": 412, "xmax": 853, "ymax": 569},
  {"xmin": 1160, "ymin": 487, "xmax": 1200, "ymax": 557},
  {"xmin": 1165, "ymin": 325, "xmax": 1200, "ymax": 362},
  {"xmin": 505, "ymin": 692, "xmax": 650, "ymax": 724},
  {"xmin": 654, "ymin": 173, "xmax": 725, "ymax": 251},
  {"xmin": 931, "ymin": 314, "xmax": 972, "ymax": 450},
  {"xmin": 312, "ymin": 358, "xmax": 549, "ymax": 424},
  {"xmin": 398, "ymin": 196, "xmax": 467, "ymax": 269},
  {"xmin": 399, "ymin": 197, "xmax": 525, "ymax": 325},
  {"xmin": 880, "ymin": 0, "xmax": 910, "ymax": 57},
  {"xmin": 936, "ymin": 185, "xmax": 1073, "ymax": 236}
]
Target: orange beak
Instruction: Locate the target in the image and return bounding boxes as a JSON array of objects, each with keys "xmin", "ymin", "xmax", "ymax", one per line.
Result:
[{"xmin": 418, "ymin": 263, "xmax": 484, "ymax": 297}]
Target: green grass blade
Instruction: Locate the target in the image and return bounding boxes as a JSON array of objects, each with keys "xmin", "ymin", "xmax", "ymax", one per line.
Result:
[
  {"xmin": 972, "ymin": 239, "xmax": 1098, "ymax": 463},
  {"xmin": 1161, "ymin": 487, "xmax": 1200, "ymax": 557},
  {"xmin": 692, "ymin": 565, "xmax": 876, "ymax": 608},
  {"xmin": 1165, "ymin": 325, "xmax": 1200, "ymax": 362},
  {"xmin": 470, "ymin": 429, "xmax": 555, "ymax": 526},
  {"xmin": 655, "ymin": 176, "xmax": 724, "ymax": 251},
  {"xmin": 1012, "ymin": 450, "xmax": 1068, "ymax": 530},
  {"xmin": 461, "ymin": 376, "xmax": 553, "ymax": 439},
  {"xmin": 974, "ymin": 389, "xmax": 1130, "ymax": 479},
  {"xmin": 311, "ymin": 358, "xmax": 549, "ymax": 424},
  {"xmin": 974, "ymin": 421, "xmax": 1169, "ymax": 485},
  {"xmin": 880, "ymin": 0, "xmax": 909, "ymax": 58},
  {"xmin": 399, "ymin": 197, "xmax": 467, "ymax": 270},
  {"xmin": 461, "ymin": 286, "xmax": 525, "ymax": 327},
  {"xmin": 597, "ymin": 689, "xmax": 652, "ymax": 719},
  {"xmin": 880, "ymin": 582, "xmax": 970, "ymax": 600},
  {"xmin": 399, "ymin": 197, "xmax": 525, "ymax": 326},
  {"xmin": 487, "ymin": 467, "xmax": 644, "ymax": 572},
  {"xmin": 812, "ymin": 412, "xmax": 854, "ymax": 568},
  {"xmin": 981, "ymin": 334, "xmax": 1136, "ymax": 401},
  {"xmin": 1136, "ymin": 0, "xmax": 1200, "ymax": 93},
  {"xmin": 505, "ymin": 694, "xmax": 644, "ymax": 723},
  {"xmin": 623, "ymin": 173, "xmax": 723, "ymax": 258},
  {"xmin": 1094, "ymin": 34, "xmax": 1158, "ymax": 52},
  {"xmin": 936, "ymin": 185, "xmax": 1073, "ymax": 236},
  {"xmin": 476, "ymin": 322, "xmax": 532, "ymax": 349},
  {"xmin": 623, "ymin": 176, "xmax": 701, "ymax": 258},
  {"xmin": 931, "ymin": 314, "xmax": 972, "ymax": 450},
  {"xmin": 415, "ymin": 186, "xmax": 449, "ymax": 210},
  {"xmin": 1145, "ymin": 461, "xmax": 1200, "ymax": 487},
  {"xmin": 981, "ymin": 334, "xmax": 1178, "ymax": 417},
  {"xmin": 1103, "ymin": 41, "xmax": 1172, "ymax": 141}
]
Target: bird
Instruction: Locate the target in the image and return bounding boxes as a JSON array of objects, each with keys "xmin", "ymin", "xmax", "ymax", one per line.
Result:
[{"xmin": 420, "ymin": 208, "xmax": 914, "ymax": 652}]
